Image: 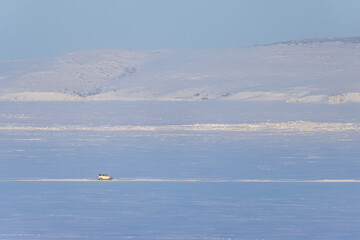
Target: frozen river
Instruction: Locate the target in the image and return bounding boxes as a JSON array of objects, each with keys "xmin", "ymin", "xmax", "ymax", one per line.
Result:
[{"xmin": 1, "ymin": 102, "xmax": 360, "ymax": 239}]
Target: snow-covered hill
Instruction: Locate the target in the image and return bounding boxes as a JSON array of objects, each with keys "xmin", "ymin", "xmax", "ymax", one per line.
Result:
[{"xmin": 1, "ymin": 37, "xmax": 359, "ymax": 103}]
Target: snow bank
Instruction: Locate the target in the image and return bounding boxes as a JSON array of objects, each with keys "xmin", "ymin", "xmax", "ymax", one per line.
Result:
[
  {"xmin": 0, "ymin": 92, "xmax": 82, "ymax": 101},
  {"xmin": 328, "ymin": 93, "xmax": 360, "ymax": 103},
  {"xmin": 1, "ymin": 121, "xmax": 359, "ymax": 133}
]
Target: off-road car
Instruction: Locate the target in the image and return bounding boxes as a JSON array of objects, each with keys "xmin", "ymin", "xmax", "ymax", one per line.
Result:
[{"xmin": 98, "ymin": 174, "xmax": 113, "ymax": 181}]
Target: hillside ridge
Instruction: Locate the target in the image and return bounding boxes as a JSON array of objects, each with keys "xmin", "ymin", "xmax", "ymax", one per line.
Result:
[{"xmin": 1, "ymin": 37, "xmax": 359, "ymax": 103}]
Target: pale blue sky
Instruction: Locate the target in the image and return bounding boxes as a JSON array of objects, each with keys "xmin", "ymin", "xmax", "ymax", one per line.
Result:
[{"xmin": 1, "ymin": 0, "xmax": 360, "ymax": 59}]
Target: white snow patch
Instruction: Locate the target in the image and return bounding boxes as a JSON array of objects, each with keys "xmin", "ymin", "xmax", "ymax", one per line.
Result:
[
  {"xmin": 0, "ymin": 121, "xmax": 359, "ymax": 133},
  {"xmin": 0, "ymin": 92, "xmax": 82, "ymax": 101},
  {"xmin": 0, "ymin": 113, "xmax": 32, "ymax": 119},
  {"xmin": 286, "ymin": 95, "xmax": 328, "ymax": 103},
  {"xmin": 328, "ymin": 93, "xmax": 360, "ymax": 103},
  {"xmin": 226, "ymin": 91, "xmax": 291, "ymax": 101}
]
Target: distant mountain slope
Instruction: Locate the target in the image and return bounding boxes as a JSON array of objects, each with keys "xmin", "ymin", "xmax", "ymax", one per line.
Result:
[{"xmin": 1, "ymin": 37, "xmax": 359, "ymax": 103}]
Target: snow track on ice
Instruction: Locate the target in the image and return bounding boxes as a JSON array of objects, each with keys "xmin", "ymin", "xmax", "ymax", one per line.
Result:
[{"xmin": 1, "ymin": 178, "xmax": 360, "ymax": 183}]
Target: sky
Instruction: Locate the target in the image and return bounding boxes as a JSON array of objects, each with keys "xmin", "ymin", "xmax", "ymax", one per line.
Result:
[{"xmin": 1, "ymin": 0, "xmax": 360, "ymax": 60}]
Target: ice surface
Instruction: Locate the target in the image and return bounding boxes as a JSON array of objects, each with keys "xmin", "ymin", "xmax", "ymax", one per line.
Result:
[{"xmin": 1, "ymin": 101, "xmax": 360, "ymax": 239}]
